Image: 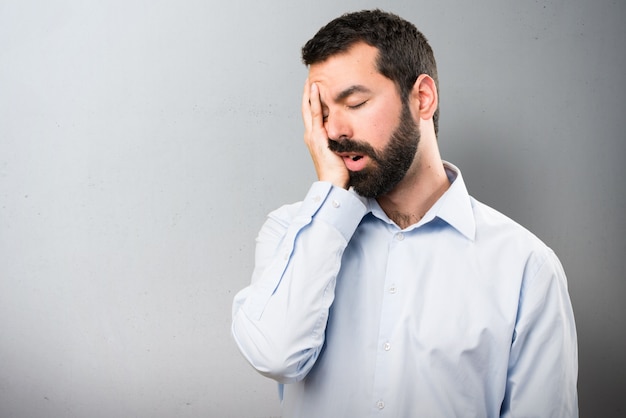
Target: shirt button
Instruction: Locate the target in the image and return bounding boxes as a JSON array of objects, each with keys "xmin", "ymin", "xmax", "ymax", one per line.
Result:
[
  {"xmin": 389, "ymin": 285, "xmax": 397, "ymax": 294},
  {"xmin": 332, "ymin": 200, "xmax": 340, "ymax": 208},
  {"xmin": 376, "ymin": 400, "xmax": 385, "ymax": 410},
  {"xmin": 396, "ymin": 232, "xmax": 404, "ymax": 241},
  {"xmin": 383, "ymin": 342, "xmax": 391, "ymax": 351},
  {"xmin": 313, "ymin": 195, "xmax": 321, "ymax": 203}
]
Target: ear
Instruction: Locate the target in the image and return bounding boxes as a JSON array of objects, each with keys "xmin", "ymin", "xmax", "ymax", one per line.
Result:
[{"xmin": 409, "ymin": 74, "xmax": 438, "ymax": 122}]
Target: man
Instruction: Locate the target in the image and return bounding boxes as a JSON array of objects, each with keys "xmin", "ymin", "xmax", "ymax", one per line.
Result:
[{"xmin": 232, "ymin": 9, "xmax": 578, "ymax": 417}]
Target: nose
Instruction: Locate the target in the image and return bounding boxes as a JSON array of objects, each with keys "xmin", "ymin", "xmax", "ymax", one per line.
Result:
[{"xmin": 325, "ymin": 109, "xmax": 353, "ymax": 141}]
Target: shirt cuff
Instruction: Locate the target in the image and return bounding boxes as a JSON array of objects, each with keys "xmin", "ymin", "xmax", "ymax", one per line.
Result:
[{"xmin": 297, "ymin": 181, "xmax": 369, "ymax": 242}]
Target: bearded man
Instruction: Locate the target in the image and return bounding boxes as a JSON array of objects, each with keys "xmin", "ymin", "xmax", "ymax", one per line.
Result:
[{"xmin": 232, "ymin": 9, "xmax": 578, "ymax": 417}]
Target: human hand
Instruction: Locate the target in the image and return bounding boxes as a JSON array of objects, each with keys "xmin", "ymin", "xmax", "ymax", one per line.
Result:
[{"xmin": 302, "ymin": 79, "xmax": 350, "ymax": 189}]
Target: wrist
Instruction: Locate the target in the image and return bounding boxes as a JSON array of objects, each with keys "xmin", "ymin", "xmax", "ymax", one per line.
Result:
[{"xmin": 317, "ymin": 171, "xmax": 350, "ymax": 190}]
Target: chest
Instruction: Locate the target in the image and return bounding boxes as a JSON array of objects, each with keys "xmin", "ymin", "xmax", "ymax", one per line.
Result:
[{"xmin": 330, "ymin": 220, "xmax": 524, "ymax": 352}]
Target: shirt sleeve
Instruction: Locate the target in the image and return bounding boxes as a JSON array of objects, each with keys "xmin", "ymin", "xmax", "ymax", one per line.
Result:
[
  {"xmin": 231, "ymin": 182, "xmax": 368, "ymax": 384},
  {"xmin": 501, "ymin": 248, "xmax": 579, "ymax": 417}
]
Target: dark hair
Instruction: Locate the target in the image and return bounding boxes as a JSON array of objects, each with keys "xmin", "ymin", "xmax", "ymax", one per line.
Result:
[{"xmin": 302, "ymin": 9, "xmax": 439, "ymax": 134}]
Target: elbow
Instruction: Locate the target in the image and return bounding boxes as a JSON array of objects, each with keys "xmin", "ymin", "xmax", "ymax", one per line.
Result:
[
  {"xmin": 231, "ymin": 316, "xmax": 320, "ymax": 383},
  {"xmin": 251, "ymin": 347, "xmax": 320, "ymax": 384}
]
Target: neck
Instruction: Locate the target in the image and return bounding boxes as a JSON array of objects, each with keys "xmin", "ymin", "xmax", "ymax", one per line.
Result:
[{"xmin": 376, "ymin": 138, "xmax": 449, "ymax": 229}]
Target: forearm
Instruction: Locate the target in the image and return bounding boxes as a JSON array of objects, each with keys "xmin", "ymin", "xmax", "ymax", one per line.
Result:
[{"xmin": 232, "ymin": 182, "xmax": 367, "ymax": 383}]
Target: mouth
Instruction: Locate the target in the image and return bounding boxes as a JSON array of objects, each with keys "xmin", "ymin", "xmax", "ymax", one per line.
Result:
[
  {"xmin": 327, "ymin": 139, "xmax": 374, "ymax": 172},
  {"xmin": 335, "ymin": 151, "xmax": 363, "ymax": 160},
  {"xmin": 338, "ymin": 153, "xmax": 368, "ymax": 172}
]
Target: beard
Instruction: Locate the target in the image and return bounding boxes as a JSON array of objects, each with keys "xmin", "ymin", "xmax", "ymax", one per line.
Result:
[{"xmin": 328, "ymin": 102, "xmax": 420, "ymax": 198}]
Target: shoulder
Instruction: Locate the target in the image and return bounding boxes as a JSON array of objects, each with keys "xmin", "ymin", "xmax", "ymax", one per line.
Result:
[
  {"xmin": 268, "ymin": 201, "xmax": 302, "ymax": 223},
  {"xmin": 470, "ymin": 197, "xmax": 558, "ymax": 270},
  {"xmin": 468, "ymin": 198, "xmax": 570, "ymax": 308},
  {"xmin": 255, "ymin": 202, "xmax": 303, "ymax": 242}
]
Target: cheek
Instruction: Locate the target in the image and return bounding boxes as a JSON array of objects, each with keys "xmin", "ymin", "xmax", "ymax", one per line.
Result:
[{"xmin": 360, "ymin": 106, "xmax": 399, "ymax": 147}]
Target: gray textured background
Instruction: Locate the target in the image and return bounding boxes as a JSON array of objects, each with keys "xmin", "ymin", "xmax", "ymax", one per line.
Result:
[{"xmin": 1, "ymin": 0, "xmax": 624, "ymax": 417}]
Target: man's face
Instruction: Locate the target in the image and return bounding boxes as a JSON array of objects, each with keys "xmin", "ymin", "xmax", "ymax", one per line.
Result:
[
  {"xmin": 308, "ymin": 42, "xmax": 420, "ymax": 198},
  {"xmin": 327, "ymin": 103, "xmax": 419, "ymax": 198}
]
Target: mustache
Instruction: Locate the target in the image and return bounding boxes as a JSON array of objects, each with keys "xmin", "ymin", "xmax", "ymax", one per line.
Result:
[{"xmin": 327, "ymin": 138, "xmax": 378, "ymax": 159}]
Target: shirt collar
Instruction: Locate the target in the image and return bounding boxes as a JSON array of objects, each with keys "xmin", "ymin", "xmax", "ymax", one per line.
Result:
[
  {"xmin": 436, "ymin": 161, "xmax": 476, "ymax": 241},
  {"xmin": 359, "ymin": 161, "xmax": 476, "ymax": 241}
]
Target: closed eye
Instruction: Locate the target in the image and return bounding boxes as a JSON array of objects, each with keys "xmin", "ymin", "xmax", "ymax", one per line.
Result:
[{"xmin": 348, "ymin": 101, "xmax": 367, "ymax": 110}]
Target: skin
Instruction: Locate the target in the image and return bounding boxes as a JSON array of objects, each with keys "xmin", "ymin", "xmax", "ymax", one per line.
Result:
[{"xmin": 302, "ymin": 42, "xmax": 450, "ymax": 229}]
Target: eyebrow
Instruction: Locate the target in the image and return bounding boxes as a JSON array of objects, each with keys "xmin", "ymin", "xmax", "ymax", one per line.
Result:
[{"xmin": 334, "ymin": 85, "xmax": 372, "ymax": 102}]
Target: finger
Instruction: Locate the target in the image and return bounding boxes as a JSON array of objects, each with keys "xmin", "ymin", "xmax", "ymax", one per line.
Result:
[
  {"xmin": 308, "ymin": 83, "xmax": 323, "ymax": 130},
  {"xmin": 301, "ymin": 78, "xmax": 312, "ymax": 131}
]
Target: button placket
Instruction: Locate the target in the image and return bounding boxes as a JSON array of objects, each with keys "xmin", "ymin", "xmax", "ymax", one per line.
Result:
[{"xmin": 372, "ymin": 228, "xmax": 406, "ymax": 416}]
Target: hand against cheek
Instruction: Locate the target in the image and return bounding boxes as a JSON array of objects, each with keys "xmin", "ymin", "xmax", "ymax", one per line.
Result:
[{"xmin": 302, "ymin": 80, "xmax": 350, "ymax": 190}]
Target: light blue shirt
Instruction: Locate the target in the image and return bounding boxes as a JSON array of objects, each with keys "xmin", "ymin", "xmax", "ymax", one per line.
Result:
[{"xmin": 232, "ymin": 162, "xmax": 578, "ymax": 417}]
